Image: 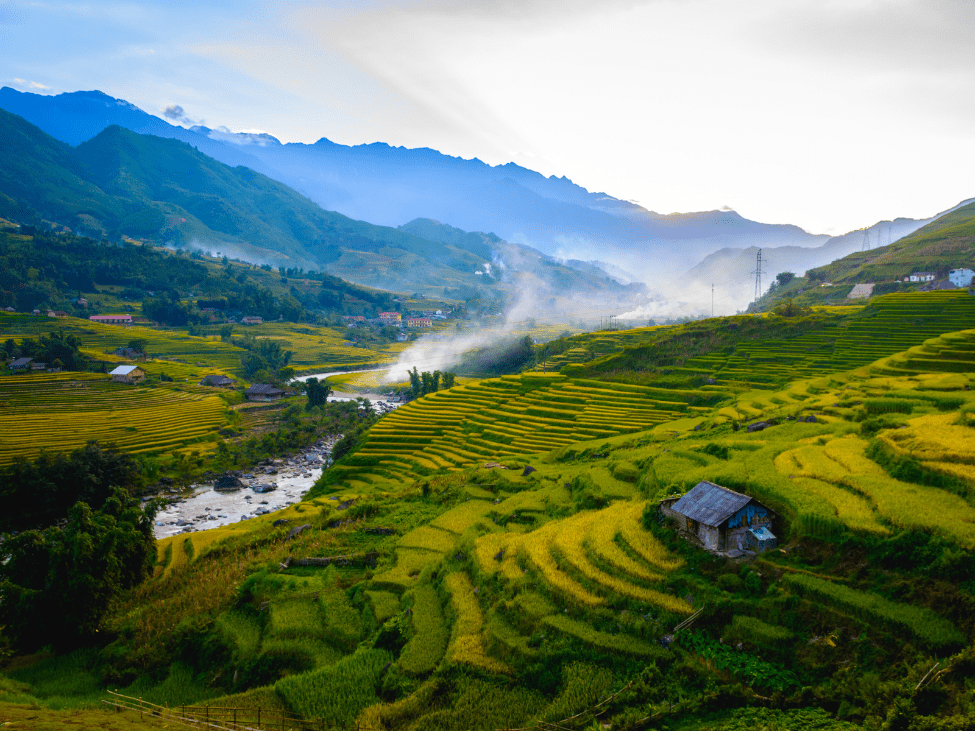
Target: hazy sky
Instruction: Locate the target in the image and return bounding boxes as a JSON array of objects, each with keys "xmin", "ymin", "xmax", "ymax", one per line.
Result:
[{"xmin": 2, "ymin": 0, "xmax": 973, "ymax": 234}]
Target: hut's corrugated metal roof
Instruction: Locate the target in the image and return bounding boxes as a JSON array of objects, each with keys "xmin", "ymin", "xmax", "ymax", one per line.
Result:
[
  {"xmin": 669, "ymin": 481, "xmax": 752, "ymax": 527},
  {"xmin": 110, "ymin": 365, "xmax": 141, "ymax": 376}
]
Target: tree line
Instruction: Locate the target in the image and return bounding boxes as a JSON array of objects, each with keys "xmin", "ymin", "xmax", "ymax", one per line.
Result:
[{"xmin": 0, "ymin": 443, "xmax": 157, "ymax": 650}]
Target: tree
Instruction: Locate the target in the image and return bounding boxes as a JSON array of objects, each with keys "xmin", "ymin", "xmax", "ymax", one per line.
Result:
[
  {"xmin": 442, "ymin": 372, "xmax": 456, "ymax": 389},
  {"xmin": 306, "ymin": 377, "xmax": 332, "ymax": 410},
  {"xmin": 127, "ymin": 338, "xmax": 148, "ymax": 355},
  {"xmin": 776, "ymin": 272, "xmax": 796, "ymax": 287},
  {"xmin": 409, "ymin": 367, "xmax": 422, "ymax": 399},
  {"xmin": 0, "ymin": 488, "xmax": 158, "ymax": 649}
]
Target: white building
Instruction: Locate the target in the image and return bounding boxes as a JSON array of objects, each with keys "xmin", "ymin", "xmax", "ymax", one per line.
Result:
[
  {"xmin": 948, "ymin": 268, "xmax": 975, "ymax": 287},
  {"xmin": 908, "ymin": 272, "xmax": 936, "ymax": 283}
]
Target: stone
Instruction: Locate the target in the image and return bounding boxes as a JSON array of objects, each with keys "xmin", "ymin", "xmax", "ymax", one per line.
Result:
[
  {"xmin": 214, "ymin": 473, "xmax": 245, "ymax": 491},
  {"xmin": 286, "ymin": 524, "xmax": 313, "ymax": 540}
]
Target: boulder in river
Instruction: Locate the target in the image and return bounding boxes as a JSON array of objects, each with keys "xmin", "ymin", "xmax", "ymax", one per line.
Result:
[{"xmin": 214, "ymin": 473, "xmax": 245, "ymax": 491}]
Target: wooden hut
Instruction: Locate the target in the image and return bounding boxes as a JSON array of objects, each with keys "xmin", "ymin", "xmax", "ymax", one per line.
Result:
[{"xmin": 661, "ymin": 481, "xmax": 777, "ymax": 554}]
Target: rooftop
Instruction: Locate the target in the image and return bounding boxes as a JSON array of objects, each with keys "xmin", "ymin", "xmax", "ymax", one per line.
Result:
[{"xmin": 669, "ymin": 481, "xmax": 755, "ymax": 527}]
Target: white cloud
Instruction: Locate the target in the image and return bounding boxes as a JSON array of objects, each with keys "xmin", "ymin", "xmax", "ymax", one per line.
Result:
[{"xmin": 11, "ymin": 78, "xmax": 50, "ymax": 91}]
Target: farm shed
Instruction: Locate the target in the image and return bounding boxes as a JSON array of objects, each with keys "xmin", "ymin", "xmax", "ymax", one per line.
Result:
[
  {"xmin": 9, "ymin": 357, "xmax": 33, "ymax": 371},
  {"xmin": 110, "ymin": 365, "xmax": 146, "ymax": 384},
  {"xmin": 660, "ymin": 481, "xmax": 777, "ymax": 555},
  {"xmin": 245, "ymin": 384, "xmax": 285, "ymax": 401}
]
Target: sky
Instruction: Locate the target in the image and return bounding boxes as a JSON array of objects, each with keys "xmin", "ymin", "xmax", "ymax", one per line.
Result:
[{"xmin": 2, "ymin": 0, "xmax": 974, "ymax": 235}]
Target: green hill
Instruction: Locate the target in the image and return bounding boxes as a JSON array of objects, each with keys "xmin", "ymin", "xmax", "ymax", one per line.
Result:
[
  {"xmin": 748, "ymin": 203, "xmax": 975, "ymax": 311},
  {"xmin": 803, "ymin": 200, "xmax": 975, "ymax": 284}
]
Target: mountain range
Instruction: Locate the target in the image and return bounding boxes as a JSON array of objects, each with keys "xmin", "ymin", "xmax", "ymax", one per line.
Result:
[
  {"xmin": 0, "ymin": 106, "xmax": 640, "ymax": 313},
  {"xmin": 1, "ymin": 85, "xmax": 969, "ymax": 313},
  {"xmin": 0, "ymin": 88, "xmax": 845, "ymax": 274}
]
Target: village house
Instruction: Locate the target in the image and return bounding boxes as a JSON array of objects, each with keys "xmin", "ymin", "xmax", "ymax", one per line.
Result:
[
  {"xmin": 907, "ymin": 272, "xmax": 936, "ymax": 283},
  {"xmin": 919, "ymin": 280, "xmax": 958, "ymax": 292},
  {"xmin": 109, "ymin": 364, "xmax": 146, "ymax": 384},
  {"xmin": 4, "ymin": 306, "xmax": 14, "ymax": 312},
  {"xmin": 241, "ymin": 316, "xmax": 263, "ymax": 325},
  {"xmin": 9, "ymin": 357, "xmax": 33, "ymax": 371},
  {"xmin": 407, "ymin": 317, "xmax": 433, "ymax": 328},
  {"xmin": 200, "ymin": 374, "xmax": 236, "ymax": 388},
  {"xmin": 30, "ymin": 362, "xmax": 47, "ymax": 370},
  {"xmin": 379, "ymin": 311, "xmax": 402, "ymax": 325},
  {"xmin": 949, "ymin": 268, "xmax": 975, "ymax": 287},
  {"xmin": 47, "ymin": 310, "xmax": 68, "ymax": 319},
  {"xmin": 73, "ymin": 297, "xmax": 88, "ymax": 308},
  {"xmin": 90, "ymin": 314, "xmax": 133, "ymax": 325},
  {"xmin": 660, "ymin": 481, "xmax": 778, "ymax": 556},
  {"xmin": 245, "ymin": 384, "xmax": 286, "ymax": 401}
]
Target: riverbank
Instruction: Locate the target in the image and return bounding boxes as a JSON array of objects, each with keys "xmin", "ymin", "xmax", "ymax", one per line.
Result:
[{"xmin": 153, "ymin": 437, "xmax": 336, "ymax": 539}]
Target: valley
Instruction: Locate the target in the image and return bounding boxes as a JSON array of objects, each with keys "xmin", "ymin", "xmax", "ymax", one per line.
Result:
[{"xmin": 3, "ymin": 76, "xmax": 975, "ymax": 731}]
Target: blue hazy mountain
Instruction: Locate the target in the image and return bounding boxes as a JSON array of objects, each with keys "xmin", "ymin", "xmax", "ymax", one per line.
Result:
[{"xmin": 0, "ymin": 86, "xmax": 833, "ymax": 275}]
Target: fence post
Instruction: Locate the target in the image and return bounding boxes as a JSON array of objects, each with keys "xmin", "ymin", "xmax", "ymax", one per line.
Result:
[
  {"xmin": 140, "ymin": 697, "xmax": 143, "ymax": 721},
  {"xmin": 258, "ymin": 707, "xmax": 261, "ymax": 727},
  {"xmin": 206, "ymin": 705, "xmax": 209, "ymax": 726}
]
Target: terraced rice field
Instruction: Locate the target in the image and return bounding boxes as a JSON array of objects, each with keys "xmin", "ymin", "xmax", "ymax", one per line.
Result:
[
  {"xmin": 688, "ymin": 292, "xmax": 975, "ymax": 387},
  {"xmin": 0, "ymin": 372, "xmax": 229, "ymax": 463},
  {"xmin": 245, "ymin": 322, "xmax": 409, "ymax": 373},
  {"xmin": 475, "ymin": 500, "xmax": 690, "ymax": 615},
  {"xmin": 0, "ymin": 313, "xmax": 247, "ymax": 372},
  {"xmin": 332, "ymin": 373, "xmax": 698, "ymax": 489}
]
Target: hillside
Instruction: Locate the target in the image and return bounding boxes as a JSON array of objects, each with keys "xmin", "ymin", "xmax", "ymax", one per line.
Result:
[
  {"xmin": 3, "ymin": 292, "xmax": 975, "ymax": 729},
  {"xmin": 745, "ymin": 203, "xmax": 975, "ymax": 312},
  {"xmin": 683, "ymin": 212, "xmax": 960, "ymax": 306},
  {"xmin": 803, "ymin": 200, "xmax": 975, "ymax": 284}
]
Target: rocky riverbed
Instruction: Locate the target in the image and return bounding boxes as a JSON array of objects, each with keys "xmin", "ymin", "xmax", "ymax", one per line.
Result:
[{"xmin": 153, "ymin": 437, "xmax": 338, "ymax": 540}]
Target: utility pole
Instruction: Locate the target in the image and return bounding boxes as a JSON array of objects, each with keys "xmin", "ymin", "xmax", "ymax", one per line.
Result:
[
  {"xmin": 711, "ymin": 283, "xmax": 714, "ymax": 318},
  {"xmin": 861, "ymin": 228, "xmax": 870, "ymax": 252}
]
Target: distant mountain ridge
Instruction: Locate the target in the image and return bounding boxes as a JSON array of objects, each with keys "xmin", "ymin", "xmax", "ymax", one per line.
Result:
[{"xmin": 1, "ymin": 86, "xmax": 839, "ymax": 276}]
